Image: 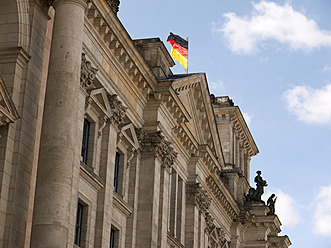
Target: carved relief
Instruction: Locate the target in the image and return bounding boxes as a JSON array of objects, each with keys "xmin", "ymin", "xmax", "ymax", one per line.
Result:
[
  {"xmin": 81, "ymin": 53, "xmax": 98, "ymax": 89},
  {"xmin": 136, "ymin": 129, "xmax": 177, "ymax": 168}
]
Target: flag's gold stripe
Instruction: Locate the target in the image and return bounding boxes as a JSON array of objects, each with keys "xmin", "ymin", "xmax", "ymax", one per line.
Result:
[{"xmin": 171, "ymin": 48, "xmax": 188, "ymax": 69}]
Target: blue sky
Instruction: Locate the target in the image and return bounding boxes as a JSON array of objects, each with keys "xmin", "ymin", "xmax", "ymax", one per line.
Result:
[{"xmin": 119, "ymin": 1, "xmax": 331, "ymax": 247}]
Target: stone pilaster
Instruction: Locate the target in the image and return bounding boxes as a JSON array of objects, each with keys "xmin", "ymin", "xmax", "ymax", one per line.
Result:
[
  {"xmin": 185, "ymin": 183, "xmax": 211, "ymax": 248},
  {"xmin": 30, "ymin": 0, "xmax": 87, "ymax": 247},
  {"xmin": 135, "ymin": 129, "xmax": 177, "ymax": 247},
  {"xmin": 157, "ymin": 159, "xmax": 172, "ymax": 248},
  {"xmin": 125, "ymin": 151, "xmax": 141, "ymax": 248},
  {"xmin": 93, "ymin": 91, "xmax": 126, "ymax": 247},
  {"xmin": 94, "ymin": 121, "xmax": 119, "ymax": 247}
]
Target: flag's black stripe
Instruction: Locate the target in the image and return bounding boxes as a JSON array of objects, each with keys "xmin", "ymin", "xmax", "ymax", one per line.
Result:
[{"xmin": 167, "ymin": 32, "xmax": 188, "ymax": 49}]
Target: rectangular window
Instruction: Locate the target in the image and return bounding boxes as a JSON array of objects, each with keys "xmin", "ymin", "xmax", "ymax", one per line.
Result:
[
  {"xmin": 110, "ymin": 227, "xmax": 119, "ymax": 248},
  {"xmin": 114, "ymin": 152, "xmax": 120, "ymax": 193},
  {"xmin": 75, "ymin": 202, "xmax": 84, "ymax": 246},
  {"xmin": 110, "ymin": 228, "xmax": 115, "ymax": 248},
  {"xmin": 81, "ymin": 119, "xmax": 90, "ymax": 164}
]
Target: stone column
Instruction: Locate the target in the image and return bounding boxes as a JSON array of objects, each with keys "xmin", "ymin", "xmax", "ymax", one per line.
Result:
[{"xmin": 30, "ymin": 0, "xmax": 86, "ymax": 247}]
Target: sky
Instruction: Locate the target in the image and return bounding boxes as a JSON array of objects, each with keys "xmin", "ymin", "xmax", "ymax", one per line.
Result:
[{"xmin": 118, "ymin": 1, "xmax": 331, "ymax": 247}]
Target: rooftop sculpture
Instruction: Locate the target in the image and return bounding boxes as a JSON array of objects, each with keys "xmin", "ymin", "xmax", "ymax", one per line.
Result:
[{"xmin": 246, "ymin": 170, "xmax": 268, "ymax": 203}]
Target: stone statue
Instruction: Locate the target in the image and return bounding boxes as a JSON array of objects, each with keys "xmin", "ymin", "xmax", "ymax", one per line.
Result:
[
  {"xmin": 246, "ymin": 170, "xmax": 268, "ymax": 203},
  {"xmin": 267, "ymin": 194, "xmax": 277, "ymax": 215}
]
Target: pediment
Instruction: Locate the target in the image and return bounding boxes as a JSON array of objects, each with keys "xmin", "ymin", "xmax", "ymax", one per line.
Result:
[
  {"xmin": 86, "ymin": 87, "xmax": 112, "ymax": 117},
  {"xmin": 0, "ymin": 76, "xmax": 19, "ymax": 126},
  {"xmin": 169, "ymin": 73, "xmax": 222, "ymax": 160},
  {"xmin": 119, "ymin": 123, "xmax": 139, "ymax": 149}
]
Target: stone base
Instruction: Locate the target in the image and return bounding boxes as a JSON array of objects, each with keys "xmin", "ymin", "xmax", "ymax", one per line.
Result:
[{"xmin": 245, "ymin": 201, "xmax": 269, "ymax": 216}]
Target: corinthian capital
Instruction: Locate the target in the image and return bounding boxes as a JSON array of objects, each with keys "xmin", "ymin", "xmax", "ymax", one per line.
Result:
[
  {"xmin": 186, "ymin": 183, "xmax": 211, "ymax": 214},
  {"xmin": 136, "ymin": 129, "xmax": 177, "ymax": 168}
]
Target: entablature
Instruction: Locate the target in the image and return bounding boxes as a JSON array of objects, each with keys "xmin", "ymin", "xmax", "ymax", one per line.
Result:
[{"xmin": 84, "ymin": 0, "xmax": 159, "ymax": 104}]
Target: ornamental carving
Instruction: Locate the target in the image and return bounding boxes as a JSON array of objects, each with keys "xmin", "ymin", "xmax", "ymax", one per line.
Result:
[
  {"xmin": 136, "ymin": 129, "xmax": 177, "ymax": 169},
  {"xmin": 108, "ymin": 94, "xmax": 127, "ymax": 126},
  {"xmin": 186, "ymin": 183, "xmax": 211, "ymax": 214},
  {"xmin": 106, "ymin": 0, "xmax": 120, "ymax": 14},
  {"xmin": 81, "ymin": 53, "xmax": 98, "ymax": 89}
]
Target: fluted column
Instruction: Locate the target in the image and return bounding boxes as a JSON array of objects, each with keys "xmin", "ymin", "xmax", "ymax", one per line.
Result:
[{"xmin": 31, "ymin": 0, "xmax": 86, "ymax": 247}]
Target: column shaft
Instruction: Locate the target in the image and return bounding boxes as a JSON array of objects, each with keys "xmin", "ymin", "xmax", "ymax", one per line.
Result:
[{"xmin": 31, "ymin": 0, "xmax": 86, "ymax": 247}]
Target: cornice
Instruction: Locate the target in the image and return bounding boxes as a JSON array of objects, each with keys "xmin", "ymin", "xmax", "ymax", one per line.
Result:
[
  {"xmin": 214, "ymin": 105, "xmax": 259, "ymax": 157},
  {"xmin": 206, "ymin": 173, "xmax": 240, "ymax": 220},
  {"xmin": 85, "ymin": 0, "xmax": 158, "ymax": 97}
]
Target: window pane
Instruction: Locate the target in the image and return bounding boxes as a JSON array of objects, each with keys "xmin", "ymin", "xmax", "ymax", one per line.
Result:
[
  {"xmin": 75, "ymin": 203, "xmax": 84, "ymax": 246},
  {"xmin": 110, "ymin": 228, "xmax": 115, "ymax": 248},
  {"xmin": 81, "ymin": 119, "xmax": 90, "ymax": 164},
  {"xmin": 114, "ymin": 152, "xmax": 120, "ymax": 193}
]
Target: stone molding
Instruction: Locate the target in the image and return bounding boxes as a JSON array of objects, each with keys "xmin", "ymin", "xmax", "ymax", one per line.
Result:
[
  {"xmin": 136, "ymin": 129, "xmax": 177, "ymax": 169},
  {"xmin": 81, "ymin": 53, "xmax": 98, "ymax": 89}
]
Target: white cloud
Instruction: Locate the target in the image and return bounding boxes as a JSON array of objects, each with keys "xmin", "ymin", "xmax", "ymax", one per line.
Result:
[
  {"xmin": 215, "ymin": 1, "xmax": 331, "ymax": 54},
  {"xmin": 313, "ymin": 185, "xmax": 331, "ymax": 236},
  {"xmin": 209, "ymin": 80, "xmax": 226, "ymax": 95},
  {"xmin": 322, "ymin": 64, "xmax": 331, "ymax": 72},
  {"xmin": 283, "ymin": 83, "xmax": 331, "ymax": 124},
  {"xmin": 264, "ymin": 189, "xmax": 300, "ymax": 228},
  {"xmin": 243, "ymin": 112, "xmax": 252, "ymax": 126}
]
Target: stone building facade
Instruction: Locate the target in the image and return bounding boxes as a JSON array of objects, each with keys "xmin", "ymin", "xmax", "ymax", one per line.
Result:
[{"xmin": 0, "ymin": 0, "xmax": 291, "ymax": 247}]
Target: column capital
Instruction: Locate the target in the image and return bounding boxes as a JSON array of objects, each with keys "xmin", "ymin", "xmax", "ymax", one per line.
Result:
[
  {"xmin": 185, "ymin": 183, "xmax": 211, "ymax": 214},
  {"xmin": 52, "ymin": 0, "xmax": 87, "ymax": 10},
  {"xmin": 136, "ymin": 129, "xmax": 177, "ymax": 169}
]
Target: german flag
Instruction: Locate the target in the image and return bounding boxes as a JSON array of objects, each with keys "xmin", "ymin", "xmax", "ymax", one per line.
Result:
[{"xmin": 167, "ymin": 32, "xmax": 188, "ymax": 69}]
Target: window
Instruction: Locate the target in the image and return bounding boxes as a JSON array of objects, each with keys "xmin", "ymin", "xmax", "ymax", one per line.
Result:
[
  {"xmin": 81, "ymin": 119, "xmax": 90, "ymax": 164},
  {"xmin": 114, "ymin": 152, "xmax": 120, "ymax": 193},
  {"xmin": 110, "ymin": 227, "xmax": 119, "ymax": 248},
  {"xmin": 75, "ymin": 202, "xmax": 84, "ymax": 246}
]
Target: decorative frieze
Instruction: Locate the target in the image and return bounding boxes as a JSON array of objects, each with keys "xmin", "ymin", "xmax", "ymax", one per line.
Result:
[
  {"xmin": 136, "ymin": 129, "xmax": 177, "ymax": 168},
  {"xmin": 81, "ymin": 53, "xmax": 98, "ymax": 89}
]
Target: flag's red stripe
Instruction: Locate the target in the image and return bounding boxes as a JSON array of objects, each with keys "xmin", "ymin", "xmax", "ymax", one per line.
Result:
[{"xmin": 167, "ymin": 40, "xmax": 188, "ymax": 58}]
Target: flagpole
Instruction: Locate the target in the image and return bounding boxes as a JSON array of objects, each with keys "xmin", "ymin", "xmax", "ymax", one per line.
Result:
[{"xmin": 185, "ymin": 36, "xmax": 189, "ymax": 74}]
